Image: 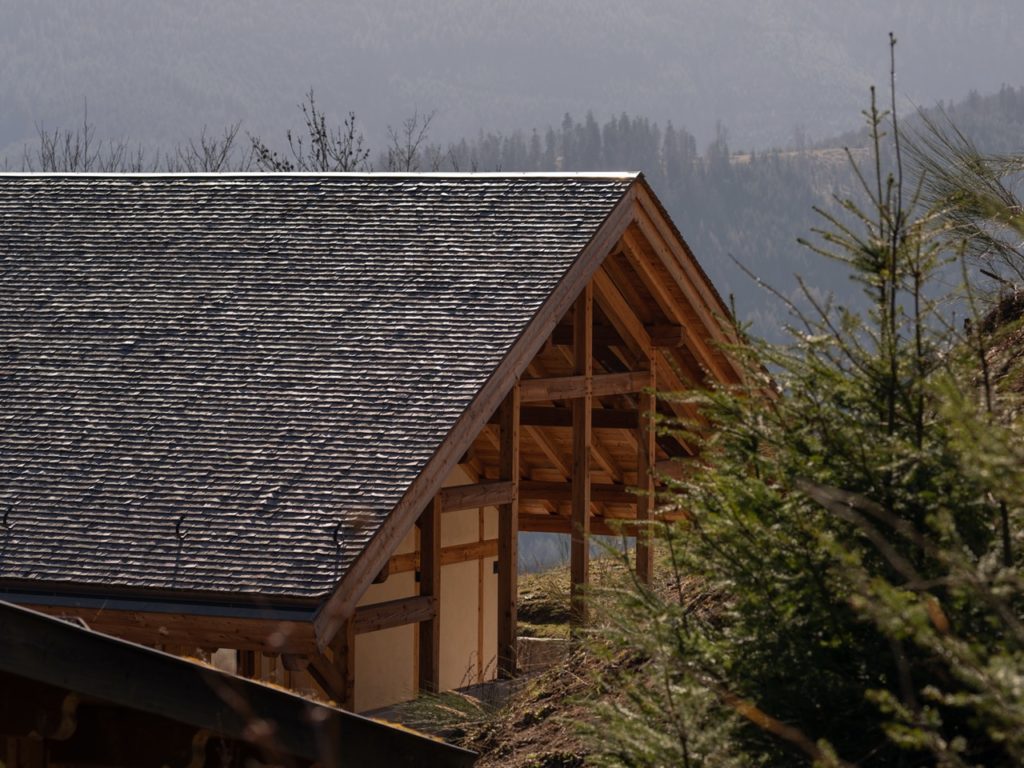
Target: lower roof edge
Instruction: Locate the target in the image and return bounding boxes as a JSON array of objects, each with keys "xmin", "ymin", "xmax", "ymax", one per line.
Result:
[{"xmin": 0, "ymin": 582, "xmax": 320, "ymax": 621}]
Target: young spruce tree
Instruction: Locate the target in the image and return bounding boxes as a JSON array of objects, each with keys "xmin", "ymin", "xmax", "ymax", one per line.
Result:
[{"xmin": 588, "ymin": 41, "xmax": 1024, "ymax": 768}]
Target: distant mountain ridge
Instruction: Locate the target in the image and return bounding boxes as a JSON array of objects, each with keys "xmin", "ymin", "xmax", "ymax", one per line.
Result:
[{"xmin": 1, "ymin": 0, "xmax": 1021, "ymax": 159}]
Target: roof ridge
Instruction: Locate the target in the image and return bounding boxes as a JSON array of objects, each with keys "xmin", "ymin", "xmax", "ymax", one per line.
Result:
[{"xmin": 0, "ymin": 171, "xmax": 641, "ymax": 180}]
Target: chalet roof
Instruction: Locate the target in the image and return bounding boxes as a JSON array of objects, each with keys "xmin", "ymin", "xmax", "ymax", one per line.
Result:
[{"xmin": 0, "ymin": 173, "xmax": 636, "ymax": 601}]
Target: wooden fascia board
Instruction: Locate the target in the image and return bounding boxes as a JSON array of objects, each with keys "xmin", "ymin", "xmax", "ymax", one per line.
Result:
[
  {"xmin": 312, "ymin": 181, "xmax": 640, "ymax": 649},
  {"xmin": 634, "ymin": 177, "xmax": 735, "ymax": 325},
  {"xmin": 21, "ymin": 602, "xmax": 318, "ymax": 655},
  {"xmin": 632, "ymin": 181, "xmax": 745, "ymax": 383}
]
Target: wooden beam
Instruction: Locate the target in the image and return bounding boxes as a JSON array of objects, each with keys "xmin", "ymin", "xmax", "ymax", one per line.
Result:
[
  {"xmin": 20, "ymin": 604, "xmax": 317, "ymax": 657},
  {"xmin": 490, "ymin": 405, "xmax": 639, "ymax": 430},
  {"xmin": 236, "ymin": 649, "xmax": 257, "ymax": 678},
  {"xmin": 281, "ymin": 653, "xmax": 309, "ymax": 672},
  {"xmin": 439, "ymin": 480, "xmax": 514, "ymax": 512},
  {"xmin": 592, "ymin": 267, "xmax": 654, "ymax": 360},
  {"xmin": 309, "ymin": 649, "xmax": 347, "ymax": 706},
  {"xmin": 634, "ymin": 184, "xmax": 739, "ymax": 347},
  {"xmin": 353, "ymin": 595, "xmax": 435, "ymax": 635},
  {"xmin": 636, "ymin": 356, "xmax": 656, "ymax": 584},
  {"xmin": 498, "ymin": 385, "xmax": 521, "ymax": 679},
  {"xmin": 552, "ymin": 322, "xmax": 685, "ymax": 349},
  {"xmin": 594, "ymin": 263, "xmax": 706, "ymax": 451},
  {"xmin": 623, "ymin": 223, "xmax": 734, "ymax": 384},
  {"xmin": 388, "ymin": 538, "xmax": 499, "ymax": 575},
  {"xmin": 418, "ymin": 498, "xmax": 441, "ymax": 694},
  {"xmin": 313, "ymin": 184, "xmax": 637, "ymax": 649},
  {"xmin": 571, "ymin": 284, "xmax": 593, "ymax": 627},
  {"xmin": 551, "ymin": 323, "xmax": 623, "ymax": 347},
  {"xmin": 520, "ymin": 480, "xmax": 637, "ymax": 505},
  {"xmin": 520, "ymin": 370, "xmax": 651, "ymax": 403},
  {"xmin": 329, "ymin": 619, "xmax": 356, "ymax": 710}
]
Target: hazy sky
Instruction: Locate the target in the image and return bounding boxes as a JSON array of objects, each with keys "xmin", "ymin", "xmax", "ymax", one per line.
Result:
[{"xmin": 1, "ymin": 0, "xmax": 1021, "ymax": 158}]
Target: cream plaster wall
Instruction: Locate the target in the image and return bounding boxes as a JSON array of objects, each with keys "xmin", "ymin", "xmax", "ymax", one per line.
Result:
[
  {"xmin": 351, "ymin": 466, "xmax": 502, "ymax": 711},
  {"xmin": 353, "ymin": 528, "xmax": 417, "ymax": 712}
]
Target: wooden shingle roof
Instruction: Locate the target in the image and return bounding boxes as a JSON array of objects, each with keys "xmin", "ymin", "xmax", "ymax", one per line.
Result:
[{"xmin": 0, "ymin": 173, "xmax": 635, "ymax": 601}]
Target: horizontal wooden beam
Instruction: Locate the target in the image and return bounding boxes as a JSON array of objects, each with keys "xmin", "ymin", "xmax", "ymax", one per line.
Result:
[
  {"xmin": 553, "ymin": 323, "xmax": 686, "ymax": 349},
  {"xmin": 388, "ymin": 538, "xmax": 498, "ymax": 576},
  {"xmin": 488, "ymin": 405, "xmax": 639, "ymax": 430},
  {"xmin": 439, "ymin": 480, "xmax": 513, "ymax": 512},
  {"xmin": 21, "ymin": 604, "xmax": 317, "ymax": 656},
  {"xmin": 352, "ymin": 595, "xmax": 435, "ymax": 635},
  {"xmin": 520, "ymin": 371, "xmax": 652, "ymax": 403},
  {"xmin": 520, "ymin": 480, "xmax": 638, "ymax": 505}
]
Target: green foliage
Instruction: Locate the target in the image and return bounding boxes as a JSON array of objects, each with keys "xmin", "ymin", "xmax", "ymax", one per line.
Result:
[{"xmin": 587, "ymin": 69, "xmax": 1024, "ymax": 766}]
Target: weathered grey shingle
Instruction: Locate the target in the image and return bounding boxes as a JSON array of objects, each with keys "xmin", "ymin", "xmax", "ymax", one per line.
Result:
[{"xmin": 0, "ymin": 173, "xmax": 634, "ymax": 600}]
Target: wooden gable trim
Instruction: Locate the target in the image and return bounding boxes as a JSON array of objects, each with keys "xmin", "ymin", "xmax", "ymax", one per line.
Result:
[
  {"xmin": 313, "ymin": 182, "xmax": 639, "ymax": 649},
  {"xmin": 632, "ymin": 181, "xmax": 744, "ymax": 382}
]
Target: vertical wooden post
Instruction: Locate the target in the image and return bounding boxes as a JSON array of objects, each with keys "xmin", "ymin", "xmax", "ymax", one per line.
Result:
[
  {"xmin": 498, "ymin": 384, "xmax": 521, "ymax": 678},
  {"xmin": 571, "ymin": 284, "xmax": 593, "ymax": 626},
  {"xmin": 418, "ymin": 496, "xmax": 441, "ymax": 693},
  {"xmin": 636, "ymin": 355, "xmax": 656, "ymax": 583},
  {"xmin": 331, "ymin": 619, "xmax": 356, "ymax": 710},
  {"xmin": 236, "ymin": 649, "xmax": 257, "ymax": 678}
]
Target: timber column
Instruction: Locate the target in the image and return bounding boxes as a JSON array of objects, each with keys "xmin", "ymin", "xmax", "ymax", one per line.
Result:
[
  {"xmin": 635, "ymin": 351, "xmax": 656, "ymax": 583},
  {"xmin": 497, "ymin": 385, "xmax": 521, "ymax": 678},
  {"xmin": 418, "ymin": 496, "xmax": 441, "ymax": 692},
  {"xmin": 570, "ymin": 284, "xmax": 593, "ymax": 626}
]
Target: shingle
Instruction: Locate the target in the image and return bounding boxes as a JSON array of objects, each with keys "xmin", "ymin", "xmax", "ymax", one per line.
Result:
[{"xmin": 0, "ymin": 174, "xmax": 634, "ymax": 599}]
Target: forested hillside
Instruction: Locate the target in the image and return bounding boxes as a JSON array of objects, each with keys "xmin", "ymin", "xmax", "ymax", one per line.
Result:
[{"xmin": 412, "ymin": 85, "xmax": 1024, "ymax": 337}]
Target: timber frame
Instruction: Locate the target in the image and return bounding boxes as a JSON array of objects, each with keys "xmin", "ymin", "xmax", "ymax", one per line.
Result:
[
  {"xmin": 306, "ymin": 176, "xmax": 742, "ymax": 697},
  {"xmin": 0, "ymin": 173, "xmax": 742, "ymax": 711}
]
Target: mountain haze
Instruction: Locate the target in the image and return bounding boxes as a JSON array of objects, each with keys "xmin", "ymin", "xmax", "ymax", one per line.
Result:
[{"xmin": 1, "ymin": 0, "xmax": 1022, "ymax": 159}]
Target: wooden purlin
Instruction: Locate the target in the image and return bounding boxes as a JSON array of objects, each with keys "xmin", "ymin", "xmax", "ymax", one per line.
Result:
[
  {"xmin": 570, "ymin": 284, "xmax": 593, "ymax": 627},
  {"xmin": 497, "ymin": 385, "xmax": 520, "ymax": 679},
  {"xmin": 520, "ymin": 515, "xmax": 639, "ymax": 537},
  {"xmin": 520, "ymin": 480, "xmax": 637, "ymax": 505}
]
